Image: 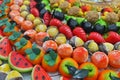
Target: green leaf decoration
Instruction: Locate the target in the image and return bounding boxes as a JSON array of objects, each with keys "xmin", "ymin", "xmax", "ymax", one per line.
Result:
[
  {"xmin": 44, "ymin": 50, "xmax": 57, "ymax": 66},
  {"xmin": 0, "ymin": 3, "xmax": 7, "ymax": 10},
  {"xmin": 32, "ymin": 43, "xmax": 37, "ymax": 49},
  {"xmin": 76, "ymin": 17, "xmax": 85, "ymax": 25},
  {"xmin": 65, "ymin": 15, "xmax": 76, "ymax": 21},
  {"xmin": 44, "ymin": 54, "xmax": 51, "ymax": 61},
  {"xmin": 45, "ymin": 5, "xmax": 51, "ymax": 12},
  {"xmin": 14, "ymin": 42, "xmax": 21, "ymax": 50},
  {"xmin": 41, "ymin": 0, "xmax": 49, "ymax": 5},
  {"xmin": 73, "ymin": 69, "xmax": 89, "ymax": 79},
  {"xmin": 54, "ymin": 8, "xmax": 62, "ymax": 12},
  {"xmin": 4, "ymin": 22, "xmax": 16, "ymax": 32},
  {"xmin": 32, "ymin": 48, "xmax": 40, "ymax": 55},
  {"xmin": 49, "ymin": 50, "xmax": 57, "ymax": 60},
  {"xmin": 14, "ymin": 38, "xmax": 27, "ymax": 50},
  {"xmin": 25, "ymin": 44, "xmax": 41, "ymax": 60},
  {"xmin": 44, "ymin": 54, "xmax": 55, "ymax": 66},
  {"xmin": 95, "ymin": 19, "xmax": 107, "ymax": 28},
  {"xmin": 32, "ymin": 43, "xmax": 40, "ymax": 55},
  {"xmin": 9, "ymin": 31, "xmax": 21, "ymax": 40},
  {"xmin": 0, "ymin": 18, "xmax": 8, "ymax": 26},
  {"xmin": 20, "ymin": 38, "xmax": 27, "ymax": 46},
  {"xmin": 25, "ymin": 49, "xmax": 33, "ymax": 55},
  {"xmin": 42, "ymin": 36, "xmax": 50, "ymax": 42},
  {"xmin": 47, "ymin": 60, "xmax": 55, "ymax": 66},
  {"xmin": 3, "ymin": 0, "xmax": 10, "ymax": 4},
  {"xmin": 30, "ymin": 53, "xmax": 37, "ymax": 60},
  {"xmin": 65, "ymin": 65, "xmax": 77, "ymax": 75},
  {"xmin": 109, "ymin": 73, "xmax": 120, "ymax": 80},
  {"xmin": 0, "ymin": 11, "xmax": 5, "ymax": 17}
]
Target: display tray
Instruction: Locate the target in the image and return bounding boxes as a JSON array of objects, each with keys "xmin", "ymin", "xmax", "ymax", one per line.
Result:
[
  {"xmin": 1, "ymin": 0, "xmax": 120, "ymax": 80},
  {"xmin": 22, "ymin": 72, "xmax": 60, "ymax": 80}
]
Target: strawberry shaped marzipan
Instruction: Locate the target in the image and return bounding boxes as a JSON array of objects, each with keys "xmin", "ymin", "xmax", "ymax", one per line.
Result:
[
  {"xmin": 105, "ymin": 31, "xmax": 120, "ymax": 44},
  {"xmin": 73, "ymin": 27, "xmax": 87, "ymax": 42},
  {"xmin": 59, "ymin": 25, "xmax": 73, "ymax": 39},
  {"xmin": 43, "ymin": 12, "xmax": 51, "ymax": 26},
  {"xmin": 30, "ymin": 0, "xmax": 37, "ymax": 8},
  {"xmin": 30, "ymin": 7, "xmax": 39, "ymax": 17},
  {"xmin": 88, "ymin": 32, "xmax": 105, "ymax": 44},
  {"xmin": 49, "ymin": 18, "xmax": 63, "ymax": 28}
]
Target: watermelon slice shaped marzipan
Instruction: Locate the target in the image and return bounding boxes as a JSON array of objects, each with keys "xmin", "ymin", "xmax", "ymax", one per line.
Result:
[
  {"xmin": 0, "ymin": 36, "xmax": 12, "ymax": 60},
  {"xmin": 31, "ymin": 64, "xmax": 52, "ymax": 80},
  {"xmin": 8, "ymin": 51, "xmax": 33, "ymax": 73}
]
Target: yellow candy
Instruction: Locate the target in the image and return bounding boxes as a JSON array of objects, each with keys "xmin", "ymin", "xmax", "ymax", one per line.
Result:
[
  {"xmin": 55, "ymin": 34, "xmax": 67, "ymax": 45},
  {"xmin": 26, "ymin": 14, "xmax": 35, "ymax": 22},
  {"xmin": 47, "ymin": 26, "xmax": 59, "ymax": 38},
  {"xmin": 23, "ymin": 0, "xmax": 30, "ymax": 6},
  {"xmin": 35, "ymin": 24, "xmax": 47, "ymax": 32},
  {"xmin": 75, "ymin": 37, "xmax": 84, "ymax": 47},
  {"xmin": 20, "ymin": 11, "xmax": 29, "ymax": 18},
  {"xmin": 33, "ymin": 17, "xmax": 42, "ymax": 26},
  {"xmin": 0, "ymin": 64, "xmax": 11, "ymax": 73},
  {"xmin": 20, "ymin": 5, "xmax": 28, "ymax": 12},
  {"xmin": 88, "ymin": 41, "xmax": 99, "ymax": 53},
  {"xmin": 5, "ymin": 70, "xmax": 23, "ymax": 80}
]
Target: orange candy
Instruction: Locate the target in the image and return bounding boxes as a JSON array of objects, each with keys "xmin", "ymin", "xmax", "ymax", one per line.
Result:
[
  {"xmin": 72, "ymin": 47, "xmax": 88, "ymax": 64},
  {"xmin": 59, "ymin": 58, "xmax": 78, "ymax": 78},
  {"xmin": 3, "ymin": 26, "xmax": 19, "ymax": 36},
  {"xmin": 91, "ymin": 51, "xmax": 109, "ymax": 69},
  {"xmin": 108, "ymin": 50, "xmax": 120, "ymax": 68},
  {"xmin": 21, "ymin": 20, "xmax": 34, "ymax": 30},
  {"xmin": 10, "ymin": 4, "xmax": 20, "ymax": 11},
  {"xmin": 13, "ymin": 16, "xmax": 24, "ymax": 25},
  {"xmin": 9, "ymin": 10, "xmax": 20, "ymax": 20},
  {"xmin": 26, "ymin": 48, "xmax": 45, "ymax": 65},
  {"xmin": 24, "ymin": 29, "xmax": 37, "ymax": 42},
  {"xmin": 42, "ymin": 40, "xmax": 58, "ymax": 51},
  {"xmin": 79, "ymin": 62, "xmax": 98, "ymax": 80},
  {"xmin": 16, "ymin": 40, "xmax": 32, "ymax": 55},
  {"xmin": 98, "ymin": 70, "xmax": 119, "ymax": 80},
  {"xmin": 35, "ymin": 32, "xmax": 49, "ymax": 46},
  {"xmin": 57, "ymin": 44, "xmax": 73, "ymax": 58},
  {"xmin": 42, "ymin": 54, "xmax": 61, "ymax": 72},
  {"xmin": 10, "ymin": 34, "xmax": 23, "ymax": 46}
]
